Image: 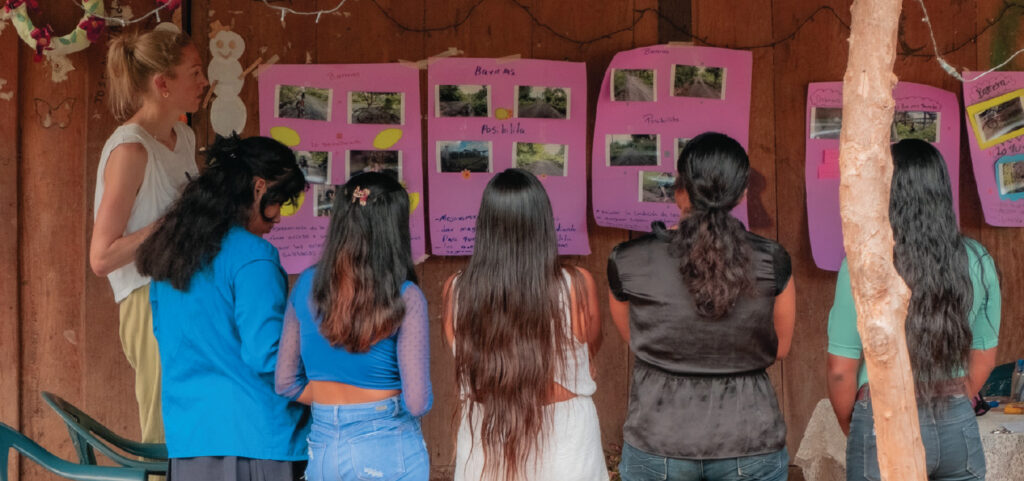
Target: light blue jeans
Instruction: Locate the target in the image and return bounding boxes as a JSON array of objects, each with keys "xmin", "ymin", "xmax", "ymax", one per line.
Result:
[
  {"xmin": 307, "ymin": 397, "xmax": 428, "ymax": 481},
  {"xmin": 619, "ymin": 442, "xmax": 788, "ymax": 481},
  {"xmin": 847, "ymin": 395, "xmax": 985, "ymax": 481}
]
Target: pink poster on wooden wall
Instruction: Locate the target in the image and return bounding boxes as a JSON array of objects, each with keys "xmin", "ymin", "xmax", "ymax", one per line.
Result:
[
  {"xmin": 962, "ymin": 71, "xmax": 1024, "ymax": 226},
  {"xmin": 591, "ymin": 45, "xmax": 752, "ymax": 232},
  {"xmin": 258, "ymin": 63, "xmax": 426, "ymax": 273},
  {"xmin": 805, "ymin": 81, "xmax": 960, "ymax": 271},
  {"xmin": 426, "ymin": 57, "xmax": 590, "ymax": 255}
]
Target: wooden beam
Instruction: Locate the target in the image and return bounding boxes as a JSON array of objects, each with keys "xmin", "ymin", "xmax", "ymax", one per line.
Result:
[{"xmin": 838, "ymin": 0, "xmax": 925, "ymax": 479}]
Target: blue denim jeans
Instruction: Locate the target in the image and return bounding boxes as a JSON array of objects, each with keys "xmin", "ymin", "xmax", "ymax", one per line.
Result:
[
  {"xmin": 306, "ymin": 397, "xmax": 428, "ymax": 481},
  {"xmin": 619, "ymin": 442, "xmax": 788, "ymax": 481},
  {"xmin": 846, "ymin": 395, "xmax": 985, "ymax": 481}
]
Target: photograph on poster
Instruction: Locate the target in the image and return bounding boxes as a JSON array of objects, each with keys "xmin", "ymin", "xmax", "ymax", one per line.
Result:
[
  {"xmin": 516, "ymin": 86, "xmax": 570, "ymax": 119},
  {"xmin": 295, "ymin": 151, "xmax": 331, "ymax": 184},
  {"xmin": 437, "ymin": 84, "xmax": 490, "ymax": 117},
  {"xmin": 313, "ymin": 184, "xmax": 338, "ymax": 217},
  {"xmin": 514, "ymin": 142, "xmax": 567, "ymax": 176},
  {"xmin": 349, "ymin": 91, "xmax": 404, "ymax": 125},
  {"xmin": 639, "ymin": 171, "xmax": 677, "ymax": 203},
  {"xmin": 607, "ymin": 134, "xmax": 660, "ymax": 166},
  {"xmin": 275, "ymin": 85, "xmax": 332, "ymax": 121},
  {"xmin": 997, "ymin": 157, "xmax": 1024, "ymax": 197},
  {"xmin": 969, "ymin": 90, "xmax": 1024, "ymax": 148},
  {"xmin": 674, "ymin": 138, "xmax": 691, "ymax": 163},
  {"xmin": 612, "ymin": 69, "xmax": 656, "ymax": 102},
  {"xmin": 891, "ymin": 110, "xmax": 940, "ymax": 143},
  {"xmin": 438, "ymin": 140, "xmax": 492, "ymax": 173},
  {"xmin": 347, "ymin": 150, "xmax": 402, "ymax": 181},
  {"xmin": 672, "ymin": 64, "xmax": 726, "ymax": 99},
  {"xmin": 810, "ymin": 107, "xmax": 843, "ymax": 139}
]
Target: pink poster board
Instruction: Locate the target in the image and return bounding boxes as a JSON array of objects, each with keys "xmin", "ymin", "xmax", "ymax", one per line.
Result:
[
  {"xmin": 258, "ymin": 64, "xmax": 426, "ymax": 273},
  {"xmin": 592, "ymin": 45, "xmax": 752, "ymax": 231},
  {"xmin": 805, "ymin": 81, "xmax": 960, "ymax": 271},
  {"xmin": 962, "ymin": 72, "xmax": 1024, "ymax": 226},
  {"xmin": 426, "ymin": 57, "xmax": 590, "ymax": 255}
]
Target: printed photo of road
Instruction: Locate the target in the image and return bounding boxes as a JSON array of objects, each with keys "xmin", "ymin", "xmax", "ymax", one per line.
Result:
[
  {"xmin": 975, "ymin": 96, "xmax": 1024, "ymax": 143},
  {"xmin": 296, "ymin": 151, "xmax": 330, "ymax": 184},
  {"xmin": 439, "ymin": 140, "xmax": 492, "ymax": 173},
  {"xmin": 276, "ymin": 85, "xmax": 331, "ymax": 121},
  {"xmin": 349, "ymin": 91, "xmax": 403, "ymax": 124},
  {"xmin": 437, "ymin": 84, "xmax": 489, "ymax": 117},
  {"xmin": 640, "ymin": 171, "xmax": 676, "ymax": 203},
  {"xmin": 810, "ymin": 107, "xmax": 843, "ymax": 139},
  {"xmin": 348, "ymin": 150, "xmax": 401, "ymax": 181},
  {"xmin": 612, "ymin": 69, "xmax": 655, "ymax": 102},
  {"xmin": 607, "ymin": 134, "xmax": 659, "ymax": 166},
  {"xmin": 516, "ymin": 86, "xmax": 569, "ymax": 119},
  {"xmin": 672, "ymin": 65, "xmax": 725, "ymax": 99},
  {"xmin": 514, "ymin": 143, "xmax": 567, "ymax": 176},
  {"xmin": 892, "ymin": 111, "xmax": 939, "ymax": 143}
]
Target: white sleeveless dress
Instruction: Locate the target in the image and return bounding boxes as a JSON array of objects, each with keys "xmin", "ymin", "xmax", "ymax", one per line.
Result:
[{"xmin": 453, "ymin": 271, "xmax": 610, "ymax": 481}]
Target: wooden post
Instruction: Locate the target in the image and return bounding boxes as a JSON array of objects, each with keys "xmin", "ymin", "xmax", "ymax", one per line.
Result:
[{"xmin": 838, "ymin": 0, "xmax": 926, "ymax": 480}]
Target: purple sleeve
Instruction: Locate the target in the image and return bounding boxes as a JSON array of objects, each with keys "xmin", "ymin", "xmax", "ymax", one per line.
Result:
[
  {"xmin": 396, "ymin": 283, "xmax": 433, "ymax": 417},
  {"xmin": 274, "ymin": 299, "xmax": 308, "ymax": 401}
]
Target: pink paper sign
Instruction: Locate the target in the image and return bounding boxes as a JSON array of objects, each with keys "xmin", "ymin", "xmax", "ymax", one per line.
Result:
[
  {"xmin": 805, "ymin": 81, "xmax": 960, "ymax": 271},
  {"xmin": 258, "ymin": 64, "xmax": 426, "ymax": 273},
  {"xmin": 426, "ymin": 58, "xmax": 590, "ymax": 255},
  {"xmin": 592, "ymin": 45, "xmax": 752, "ymax": 231},
  {"xmin": 962, "ymin": 72, "xmax": 1024, "ymax": 226}
]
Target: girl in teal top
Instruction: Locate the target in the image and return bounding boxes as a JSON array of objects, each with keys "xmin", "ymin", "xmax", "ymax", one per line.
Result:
[
  {"xmin": 826, "ymin": 139, "xmax": 1001, "ymax": 481},
  {"xmin": 138, "ymin": 135, "xmax": 308, "ymax": 480}
]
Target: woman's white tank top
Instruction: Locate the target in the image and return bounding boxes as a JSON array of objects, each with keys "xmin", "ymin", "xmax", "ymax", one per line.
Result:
[{"xmin": 93, "ymin": 122, "xmax": 198, "ymax": 302}]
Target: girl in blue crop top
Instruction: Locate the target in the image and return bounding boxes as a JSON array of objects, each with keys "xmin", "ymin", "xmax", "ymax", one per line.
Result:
[{"xmin": 275, "ymin": 172, "xmax": 432, "ymax": 481}]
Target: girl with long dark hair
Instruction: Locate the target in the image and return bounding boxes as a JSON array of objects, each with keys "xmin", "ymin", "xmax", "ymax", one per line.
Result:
[
  {"xmin": 91, "ymin": 26, "xmax": 207, "ymax": 444},
  {"xmin": 275, "ymin": 172, "xmax": 432, "ymax": 481},
  {"xmin": 137, "ymin": 135, "xmax": 309, "ymax": 480},
  {"xmin": 608, "ymin": 132, "xmax": 796, "ymax": 481},
  {"xmin": 827, "ymin": 139, "xmax": 1000, "ymax": 481},
  {"xmin": 444, "ymin": 169, "xmax": 608, "ymax": 481}
]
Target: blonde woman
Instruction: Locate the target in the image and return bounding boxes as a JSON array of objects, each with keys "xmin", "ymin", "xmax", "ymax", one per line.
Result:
[{"xmin": 90, "ymin": 27, "xmax": 207, "ymax": 443}]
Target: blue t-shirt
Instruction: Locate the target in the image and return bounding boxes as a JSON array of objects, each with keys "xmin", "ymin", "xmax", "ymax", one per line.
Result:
[{"xmin": 150, "ymin": 226, "xmax": 309, "ymax": 460}]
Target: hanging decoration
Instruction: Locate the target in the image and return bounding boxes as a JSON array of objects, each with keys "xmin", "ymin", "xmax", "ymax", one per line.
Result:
[{"xmin": 7, "ymin": 0, "xmax": 104, "ymax": 81}]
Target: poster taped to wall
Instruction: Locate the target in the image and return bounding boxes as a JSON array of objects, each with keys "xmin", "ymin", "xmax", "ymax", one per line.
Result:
[
  {"xmin": 426, "ymin": 57, "xmax": 590, "ymax": 255},
  {"xmin": 805, "ymin": 81, "xmax": 961, "ymax": 271},
  {"xmin": 963, "ymin": 72, "xmax": 1024, "ymax": 226},
  {"xmin": 258, "ymin": 63, "xmax": 426, "ymax": 273},
  {"xmin": 592, "ymin": 45, "xmax": 752, "ymax": 231}
]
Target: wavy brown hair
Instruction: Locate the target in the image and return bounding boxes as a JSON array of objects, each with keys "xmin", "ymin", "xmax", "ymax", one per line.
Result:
[
  {"xmin": 669, "ymin": 132, "xmax": 753, "ymax": 319},
  {"xmin": 312, "ymin": 172, "xmax": 416, "ymax": 352},
  {"xmin": 450, "ymin": 169, "xmax": 589, "ymax": 480}
]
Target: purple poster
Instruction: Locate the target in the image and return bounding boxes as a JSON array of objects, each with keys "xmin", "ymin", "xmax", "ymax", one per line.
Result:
[
  {"xmin": 258, "ymin": 63, "xmax": 426, "ymax": 273},
  {"xmin": 805, "ymin": 81, "xmax": 960, "ymax": 271},
  {"xmin": 426, "ymin": 57, "xmax": 590, "ymax": 255},
  {"xmin": 592, "ymin": 45, "xmax": 752, "ymax": 231},
  {"xmin": 962, "ymin": 72, "xmax": 1024, "ymax": 226}
]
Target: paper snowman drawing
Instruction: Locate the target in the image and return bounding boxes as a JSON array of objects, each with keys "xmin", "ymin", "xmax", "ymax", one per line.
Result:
[{"xmin": 208, "ymin": 29, "xmax": 246, "ymax": 136}]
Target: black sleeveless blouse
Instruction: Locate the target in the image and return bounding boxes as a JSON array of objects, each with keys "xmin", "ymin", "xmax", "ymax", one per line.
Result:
[{"xmin": 607, "ymin": 223, "xmax": 791, "ymax": 459}]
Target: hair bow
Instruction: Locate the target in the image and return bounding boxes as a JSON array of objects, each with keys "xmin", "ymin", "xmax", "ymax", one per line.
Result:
[{"xmin": 351, "ymin": 186, "xmax": 370, "ymax": 206}]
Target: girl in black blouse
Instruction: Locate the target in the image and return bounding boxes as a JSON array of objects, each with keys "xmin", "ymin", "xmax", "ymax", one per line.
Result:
[{"xmin": 608, "ymin": 132, "xmax": 796, "ymax": 481}]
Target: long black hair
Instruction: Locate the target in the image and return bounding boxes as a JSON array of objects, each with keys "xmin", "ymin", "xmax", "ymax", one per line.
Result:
[
  {"xmin": 890, "ymin": 139, "xmax": 975, "ymax": 401},
  {"xmin": 137, "ymin": 135, "xmax": 306, "ymax": 290},
  {"xmin": 664, "ymin": 132, "xmax": 752, "ymax": 319},
  {"xmin": 311, "ymin": 172, "xmax": 416, "ymax": 352},
  {"xmin": 451, "ymin": 168, "xmax": 589, "ymax": 481}
]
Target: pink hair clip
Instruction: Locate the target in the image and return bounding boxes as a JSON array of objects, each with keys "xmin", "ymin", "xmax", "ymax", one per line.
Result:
[{"xmin": 351, "ymin": 186, "xmax": 370, "ymax": 206}]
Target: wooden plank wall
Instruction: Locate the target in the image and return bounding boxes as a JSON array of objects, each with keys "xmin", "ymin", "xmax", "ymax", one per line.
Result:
[{"xmin": 2, "ymin": 1, "xmax": 1023, "ymax": 479}]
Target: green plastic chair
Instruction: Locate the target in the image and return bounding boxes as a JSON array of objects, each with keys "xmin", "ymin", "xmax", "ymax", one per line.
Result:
[
  {"xmin": 40, "ymin": 392, "xmax": 167, "ymax": 475},
  {"xmin": 0, "ymin": 422, "xmax": 146, "ymax": 481}
]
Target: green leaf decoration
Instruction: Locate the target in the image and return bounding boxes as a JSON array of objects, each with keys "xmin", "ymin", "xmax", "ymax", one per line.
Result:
[
  {"xmin": 59, "ymin": 37, "xmax": 71, "ymax": 45},
  {"xmin": 69, "ymin": 31, "xmax": 78, "ymax": 42}
]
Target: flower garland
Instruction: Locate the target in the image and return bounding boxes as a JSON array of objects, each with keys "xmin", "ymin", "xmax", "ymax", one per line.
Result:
[{"xmin": 6, "ymin": 0, "xmax": 105, "ymax": 62}]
